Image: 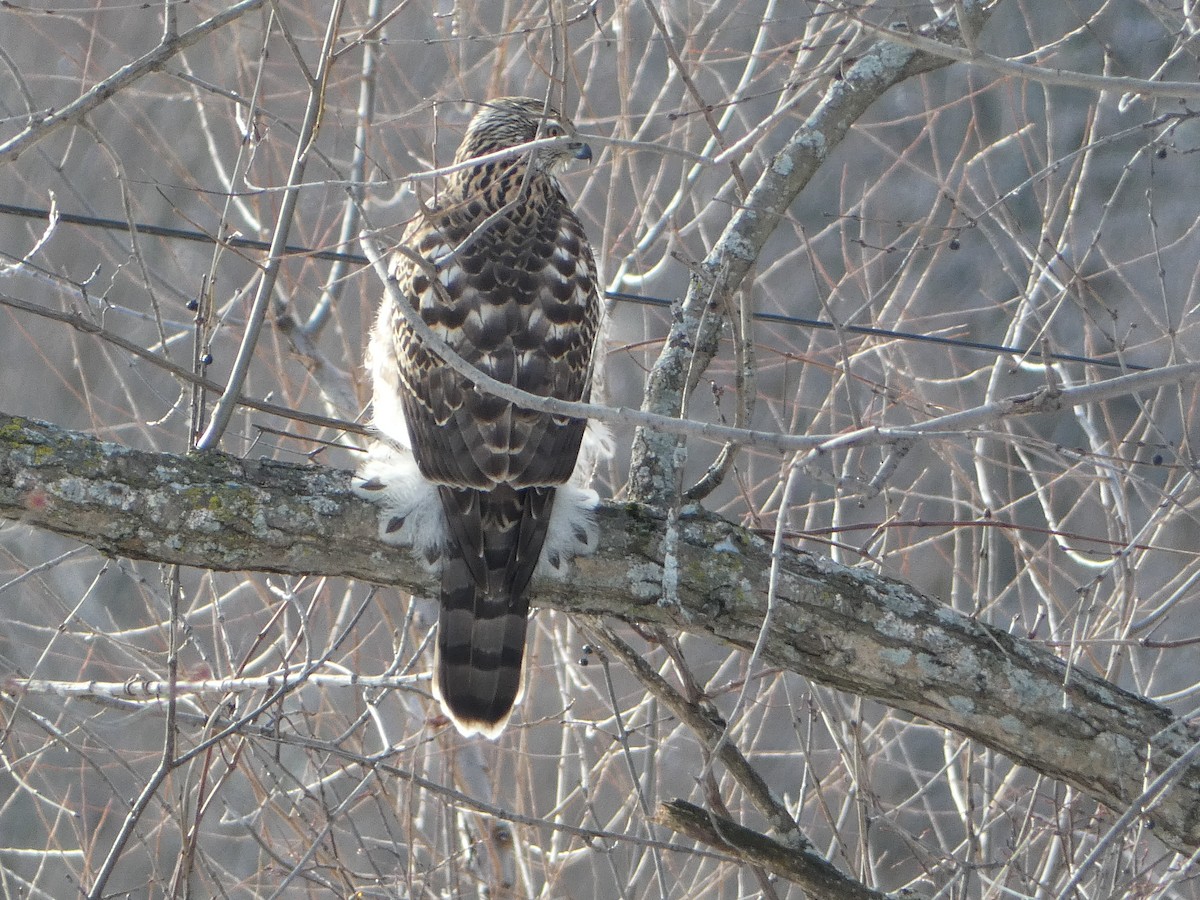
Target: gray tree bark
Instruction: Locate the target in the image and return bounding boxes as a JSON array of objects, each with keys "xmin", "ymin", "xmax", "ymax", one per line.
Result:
[{"xmin": 2, "ymin": 410, "xmax": 1197, "ymax": 855}]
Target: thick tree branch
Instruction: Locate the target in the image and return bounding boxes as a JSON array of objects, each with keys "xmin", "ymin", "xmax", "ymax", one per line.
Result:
[{"xmin": 2, "ymin": 411, "xmax": 1198, "ymax": 854}]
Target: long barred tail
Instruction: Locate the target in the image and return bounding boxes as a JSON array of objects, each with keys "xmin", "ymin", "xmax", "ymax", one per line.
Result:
[{"xmin": 433, "ymin": 485, "xmax": 555, "ymax": 738}]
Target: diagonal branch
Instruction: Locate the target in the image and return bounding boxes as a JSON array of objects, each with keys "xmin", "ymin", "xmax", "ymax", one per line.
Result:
[
  {"xmin": 195, "ymin": 0, "xmax": 347, "ymax": 450},
  {"xmin": 654, "ymin": 799, "xmax": 891, "ymax": 900},
  {"xmin": 847, "ymin": 10, "xmax": 1200, "ymax": 101},
  {"xmin": 627, "ymin": 3, "xmax": 994, "ymax": 504},
  {"xmin": 582, "ymin": 619, "xmax": 803, "ymax": 847},
  {"xmin": 1, "ymin": 410, "xmax": 1198, "ymax": 854},
  {"xmin": 0, "ymin": 0, "xmax": 270, "ymax": 163}
]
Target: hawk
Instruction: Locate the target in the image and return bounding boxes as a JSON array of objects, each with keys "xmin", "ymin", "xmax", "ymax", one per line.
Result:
[{"xmin": 355, "ymin": 97, "xmax": 605, "ymax": 738}]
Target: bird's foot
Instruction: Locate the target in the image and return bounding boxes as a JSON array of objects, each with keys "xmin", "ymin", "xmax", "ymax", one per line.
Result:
[{"xmin": 537, "ymin": 485, "xmax": 602, "ymax": 578}]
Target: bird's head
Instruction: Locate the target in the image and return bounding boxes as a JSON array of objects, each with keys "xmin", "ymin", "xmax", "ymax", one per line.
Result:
[{"xmin": 455, "ymin": 96, "xmax": 593, "ymax": 175}]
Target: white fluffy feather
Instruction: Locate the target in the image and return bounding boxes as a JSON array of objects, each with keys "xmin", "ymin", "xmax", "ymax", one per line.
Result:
[
  {"xmin": 359, "ymin": 295, "xmax": 612, "ymax": 576},
  {"xmin": 353, "ymin": 443, "xmax": 447, "ymax": 569},
  {"xmin": 355, "ymin": 413, "xmax": 612, "ymax": 578}
]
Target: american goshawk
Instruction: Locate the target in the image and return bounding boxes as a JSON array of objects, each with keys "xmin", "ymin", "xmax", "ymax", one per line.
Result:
[{"xmin": 355, "ymin": 97, "xmax": 605, "ymax": 738}]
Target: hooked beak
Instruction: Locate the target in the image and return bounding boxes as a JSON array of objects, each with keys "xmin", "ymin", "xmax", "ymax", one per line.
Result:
[{"xmin": 572, "ymin": 142, "xmax": 593, "ymax": 162}]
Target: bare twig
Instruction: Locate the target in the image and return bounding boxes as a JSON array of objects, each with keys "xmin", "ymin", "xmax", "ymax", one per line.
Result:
[
  {"xmin": 0, "ymin": 0, "xmax": 270, "ymax": 163},
  {"xmin": 0, "ymin": 292, "xmax": 367, "ymax": 436},
  {"xmin": 583, "ymin": 621, "xmax": 804, "ymax": 848},
  {"xmin": 196, "ymin": 0, "xmax": 347, "ymax": 450},
  {"xmin": 847, "ymin": 8, "xmax": 1200, "ymax": 102}
]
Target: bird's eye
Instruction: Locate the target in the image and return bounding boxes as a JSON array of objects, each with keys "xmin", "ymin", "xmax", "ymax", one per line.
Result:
[{"xmin": 545, "ymin": 123, "xmax": 564, "ymax": 138}]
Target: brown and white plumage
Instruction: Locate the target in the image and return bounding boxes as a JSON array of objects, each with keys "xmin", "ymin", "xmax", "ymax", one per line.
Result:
[{"xmin": 355, "ymin": 97, "xmax": 603, "ymax": 738}]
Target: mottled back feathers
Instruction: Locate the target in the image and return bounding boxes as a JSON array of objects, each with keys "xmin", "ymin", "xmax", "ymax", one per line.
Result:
[{"xmin": 370, "ymin": 97, "xmax": 600, "ymax": 737}]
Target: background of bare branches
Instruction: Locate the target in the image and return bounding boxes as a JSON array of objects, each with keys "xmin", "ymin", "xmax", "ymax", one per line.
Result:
[{"xmin": 3, "ymin": 0, "xmax": 1200, "ymax": 897}]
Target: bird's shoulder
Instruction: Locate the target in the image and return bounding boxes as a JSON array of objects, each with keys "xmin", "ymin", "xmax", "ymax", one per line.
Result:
[{"xmin": 390, "ymin": 179, "xmax": 592, "ymax": 289}]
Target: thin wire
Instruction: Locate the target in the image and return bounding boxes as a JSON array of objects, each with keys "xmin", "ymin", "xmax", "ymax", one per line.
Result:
[
  {"xmin": 0, "ymin": 201, "xmax": 353, "ymax": 262},
  {"xmin": 0, "ymin": 202, "xmax": 1146, "ymax": 372},
  {"xmin": 605, "ymin": 292, "xmax": 1148, "ymax": 372}
]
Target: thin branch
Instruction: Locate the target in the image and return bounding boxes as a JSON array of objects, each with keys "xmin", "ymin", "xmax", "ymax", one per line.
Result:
[
  {"xmin": 0, "ymin": 292, "xmax": 367, "ymax": 436},
  {"xmin": 196, "ymin": 0, "xmax": 347, "ymax": 449},
  {"xmin": 638, "ymin": 0, "xmax": 749, "ymax": 198},
  {"xmin": 6, "ymin": 672, "xmax": 426, "ymax": 702},
  {"xmin": 302, "ymin": 0, "xmax": 383, "ymax": 337},
  {"xmin": 627, "ymin": 5, "xmax": 996, "ymax": 504},
  {"xmin": 87, "ymin": 748, "xmax": 173, "ymax": 899},
  {"xmin": 357, "ymin": 237, "xmax": 1200, "ymax": 456},
  {"xmin": 5, "ymin": 283, "xmax": 1200, "ymax": 462},
  {"xmin": 848, "ymin": 9, "xmax": 1200, "ymax": 102},
  {"xmin": 583, "ymin": 621, "xmax": 803, "ymax": 848},
  {"xmin": 0, "ymin": 0, "xmax": 270, "ymax": 163}
]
